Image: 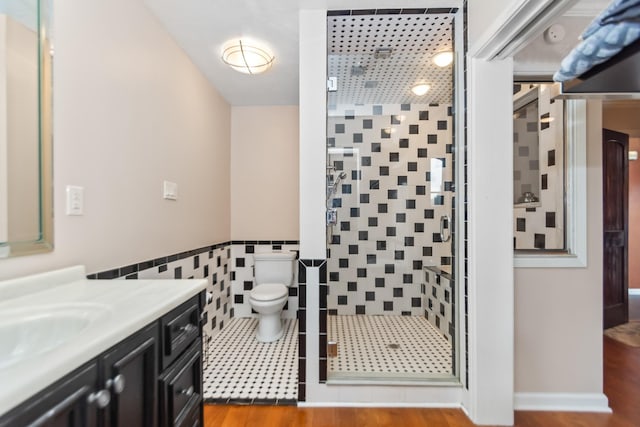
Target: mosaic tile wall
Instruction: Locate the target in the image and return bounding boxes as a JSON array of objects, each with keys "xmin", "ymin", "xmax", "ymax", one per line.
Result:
[
  {"xmin": 230, "ymin": 241, "xmax": 300, "ymax": 319},
  {"xmin": 513, "ymin": 84, "xmax": 565, "ymax": 250},
  {"xmin": 297, "ymin": 259, "xmax": 327, "ymax": 399},
  {"xmin": 326, "ymin": 103, "xmax": 454, "ymax": 316},
  {"xmin": 87, "ymin": 243, "xmax": 232, "ymax": 339},
  {"xmin": 423, "ymin": 268, "xmax": 454, "ymax": 343}
]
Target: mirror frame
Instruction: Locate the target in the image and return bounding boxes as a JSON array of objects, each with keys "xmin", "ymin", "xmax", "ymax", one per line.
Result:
[{"xmin": 0, "ymin": 0, "xmax": 53, "ymax": 258}]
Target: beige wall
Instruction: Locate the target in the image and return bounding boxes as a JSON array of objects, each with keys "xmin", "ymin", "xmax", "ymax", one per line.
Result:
[
  {"xmin": 230, "ymin": 106, "xmax": 299, "ymax": 240},
  {"xmin": 515, "ymin": 101, "xmax": 603, "ymax": 393},
  {"xmin": 0, "ymin": 0, "xmax": 230, "ymax": 279}
]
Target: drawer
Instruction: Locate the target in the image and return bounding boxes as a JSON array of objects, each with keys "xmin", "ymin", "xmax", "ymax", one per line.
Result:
[
  {"xmin": 176, "ymin": 398, "xmax": 202, "ymax": 427},
  {"xmin": 161, "ymin": 296, "xmax": 200, "ymax": 368},
  {"xmin": 159, "ymin": 339, "xmax": 202, "ymax": 427}
]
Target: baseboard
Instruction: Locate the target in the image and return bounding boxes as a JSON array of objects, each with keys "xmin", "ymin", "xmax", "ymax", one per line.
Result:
[
  {"xmin": 629, "ymin": 288, "xmax": 640, "ymax": 296},
  {"xmin": 514, "ymin": 392, "xmax": 611, "ymax": 413}
]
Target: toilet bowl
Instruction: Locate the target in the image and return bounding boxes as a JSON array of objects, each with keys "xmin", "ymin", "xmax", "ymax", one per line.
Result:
[
  {"xmin": 249, "ymin": 283, "xmax": 288, "ymax": 342},
  {"xmin": 248, "ymin": 252, "xmax": 296, "ymax": 342}
]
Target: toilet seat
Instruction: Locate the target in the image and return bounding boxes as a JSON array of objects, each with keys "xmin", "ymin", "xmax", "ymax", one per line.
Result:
[{"xmin": 250, "ymin": 283, "xmax": 287, "ymax": 302}]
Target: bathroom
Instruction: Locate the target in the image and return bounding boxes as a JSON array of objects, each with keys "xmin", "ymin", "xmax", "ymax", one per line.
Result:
[{"xmin": 0, "ymin": 0, "xmax": 619, "ymax": 425}]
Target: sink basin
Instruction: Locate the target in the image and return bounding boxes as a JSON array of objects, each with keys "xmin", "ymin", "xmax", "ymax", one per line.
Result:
[{"xmin": 0, "ymin": 304, "xmax": 110, "ymax": 369}]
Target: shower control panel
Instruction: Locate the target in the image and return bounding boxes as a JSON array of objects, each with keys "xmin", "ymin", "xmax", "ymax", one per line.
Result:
[{"xmin": 327, "ymin": 208, "xmax": 338, "ymax": 226}]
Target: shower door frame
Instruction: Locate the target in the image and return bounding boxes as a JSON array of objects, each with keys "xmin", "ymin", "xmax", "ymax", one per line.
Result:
[{"xmin": 321, "ymin": 7, "xmax": 467, "ymax": 386}]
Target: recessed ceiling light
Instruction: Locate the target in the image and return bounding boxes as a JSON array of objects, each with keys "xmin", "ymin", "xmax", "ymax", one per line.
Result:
[
  {"xmin": 221, "ymin": 39, "xmax": 275, "ymax": 75},
  {"xmin": 411, "ymin": 83, "xmax": 430, "ymax": 96},
  {"xmin": 433, "ymin": 51, "xmax": 453, "ymax": 67}
]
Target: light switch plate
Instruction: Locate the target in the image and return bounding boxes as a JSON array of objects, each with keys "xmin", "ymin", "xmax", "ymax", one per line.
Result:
[
  {"xmin": 163, "ymin": 180, "xmax": 178, "ymax": 200},
  {"xmin": 66, "ymin": 185, "xmax": 84, "ymax": 215}
]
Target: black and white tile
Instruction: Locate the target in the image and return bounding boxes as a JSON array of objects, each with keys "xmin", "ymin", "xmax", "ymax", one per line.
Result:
[
  {"xmin": 203, "ymin": 318, "xmax": 298, "ymax": 404},
  {"xmin": 89, "ymin": 243, "xmax": 233, "ymax": 338},
  {"xmin": 423, "ymin": 268, "xmax": 454, "ymax": 343},
  {"xmin": 327, "ymin": 103, "xmax": 454, "ymax": 316},
  {"xmin": 327, "ymin": 314, "xmax": 452, "ymax": 378}
]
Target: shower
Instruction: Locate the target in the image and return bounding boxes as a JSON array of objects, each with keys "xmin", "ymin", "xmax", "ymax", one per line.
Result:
[{"xmin": 324, "ymin": 9, "xmax": 459, "ymax": 383}]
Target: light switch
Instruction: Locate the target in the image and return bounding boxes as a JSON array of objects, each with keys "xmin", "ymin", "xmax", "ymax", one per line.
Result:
[
  {"xmin": 66, "ymin": 185, "xmax": 84, "ymax": 215},
  {"xmin": 163, "ymin": 180, "xmax": 178, "ymax": 200}
]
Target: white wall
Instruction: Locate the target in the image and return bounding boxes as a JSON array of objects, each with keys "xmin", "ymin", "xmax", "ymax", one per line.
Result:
[
  {"xmin": 514, "ymin": 101, "xmax": 604, "ymax": 398},
  {"xmin": 230, "ymin": 106, "xmax": 299, "ymax": 240},
  {"xmin": 0, "ymin": 0, "xmax": 230, "ymax": 279}
]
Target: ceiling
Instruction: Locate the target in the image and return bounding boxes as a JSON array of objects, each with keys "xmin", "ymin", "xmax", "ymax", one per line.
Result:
[
  {"xmin": 327, "ymin": 12, "xmax": 455, "ymax": 106},
  {"xmin": 144, "ymin": 0, "xmax": 610, "ymax": 107}
]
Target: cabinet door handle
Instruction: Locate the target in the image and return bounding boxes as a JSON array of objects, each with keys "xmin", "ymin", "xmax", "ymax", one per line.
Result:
[
  {"xmin": 179, "ymin": 386, "xmax": 195, "ymax": 397},
  {"xmin": 87, "ymin": 389, "xmax": 111, "ymax": 408},
  {"xmin": 107, "ymin": 374, "xmax": 126, "ymax": 394},
  {"xmin": 179, "ymin": 323, "xmax": 196, "ymax": 333}
]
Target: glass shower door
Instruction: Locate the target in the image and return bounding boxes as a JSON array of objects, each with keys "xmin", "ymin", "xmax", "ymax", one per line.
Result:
[{"xmin": 324, "ymin": 10, "xmax": 458, "ymax": 382}]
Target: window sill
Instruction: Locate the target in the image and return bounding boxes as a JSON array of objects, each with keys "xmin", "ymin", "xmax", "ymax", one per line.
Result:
[{"xmin": 514, "ymin": 252, "xmax": 586, "ymax": 268}]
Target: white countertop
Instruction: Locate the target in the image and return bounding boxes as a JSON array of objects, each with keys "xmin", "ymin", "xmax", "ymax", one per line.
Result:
[{"xmin": 0, "ymin": 266, "xmax": 206, "ymax": 415}]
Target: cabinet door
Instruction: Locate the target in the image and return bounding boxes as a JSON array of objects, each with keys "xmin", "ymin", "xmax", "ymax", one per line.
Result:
[
  {"xmin": 0, "ymin": 361, "xmax": 99, "ymax": 427},
  {"xmin": 101, "ymin": 323, "xmax": 159, "ymax": 427}
]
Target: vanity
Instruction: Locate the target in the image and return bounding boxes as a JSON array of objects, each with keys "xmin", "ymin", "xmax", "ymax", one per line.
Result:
[{"xmin": 0, "ymin": 266, "xmax": 207, "ymax": 427}]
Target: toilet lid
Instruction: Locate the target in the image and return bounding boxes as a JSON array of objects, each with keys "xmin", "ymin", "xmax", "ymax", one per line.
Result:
[{"xmin": 251, "ymin": 283, "xmax": 287, "ymax": 301}]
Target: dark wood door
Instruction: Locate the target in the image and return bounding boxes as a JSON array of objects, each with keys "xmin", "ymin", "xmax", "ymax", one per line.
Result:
[
  {"xmin": 603, "ymin": 128, "xmax": 629, "ymax": 329},
  {"xmin": 0, "ymin": 362, "xmax": 99, "ymax": 427},
  {"xmin": 102, "ymin": 323, "xmax": 159, "ymax": 427}
]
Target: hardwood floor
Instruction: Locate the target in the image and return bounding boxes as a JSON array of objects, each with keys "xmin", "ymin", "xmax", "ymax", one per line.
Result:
[{"xmin": 204, "ymin": 335, "xmax": 640, "ymax": 426}]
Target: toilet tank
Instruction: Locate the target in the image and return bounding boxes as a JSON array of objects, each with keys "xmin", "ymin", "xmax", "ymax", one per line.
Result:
[{"xmin": 253, "ymin": 251, "xmax": 296, "ymax": 286}]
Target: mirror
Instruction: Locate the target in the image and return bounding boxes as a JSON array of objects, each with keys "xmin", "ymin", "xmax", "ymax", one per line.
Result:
[
  {"xmin": 0, "ymin": 0, "xmax": 53, "ymax": 258},
  {"xmin": 513, "ymin": 82, "xmax": 567, "ymax": 252}
]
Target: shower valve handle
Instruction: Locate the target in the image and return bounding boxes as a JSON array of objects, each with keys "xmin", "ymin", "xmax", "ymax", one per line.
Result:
[{"xmin": 327, "ymin": 209, "xmax": 338, "ymax": 226}]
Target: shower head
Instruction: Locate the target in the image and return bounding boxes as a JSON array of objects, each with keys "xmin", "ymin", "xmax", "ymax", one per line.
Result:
[
  {"xmin": 327, "ymin": 171, "xmax": 348, "ymax": 201},
  {"xmin": 332, "ymin": 172, "xmax": 348, "ymax": 192}
]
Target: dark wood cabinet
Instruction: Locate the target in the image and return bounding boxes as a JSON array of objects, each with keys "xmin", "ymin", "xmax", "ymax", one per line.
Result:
[
  {"xmin": 102, "ymin": 323, "xmax": 159, "ymax": 427},
  {"xmin": 0, "ymin": 361, "xmax": 99, "ymax": 427},
  {"xmin": 0, "ymin": 294, "xmax": 203, "ymax": 427}
]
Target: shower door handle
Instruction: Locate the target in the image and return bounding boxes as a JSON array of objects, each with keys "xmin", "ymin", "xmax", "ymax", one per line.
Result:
[{"xmin": 440, "ymin": 215, "xmax": 451, "ymax": 243}]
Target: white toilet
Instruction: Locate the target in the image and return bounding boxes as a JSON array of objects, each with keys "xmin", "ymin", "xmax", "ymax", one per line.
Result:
[{"xmin": 249, "ymin": 251, "xmax": 296, "ymax": 342}]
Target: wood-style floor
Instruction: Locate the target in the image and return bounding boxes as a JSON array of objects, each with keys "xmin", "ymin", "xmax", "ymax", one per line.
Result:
[{"xmin": 205, "ymin": 299, "xmax": 640, "ymax": 426}]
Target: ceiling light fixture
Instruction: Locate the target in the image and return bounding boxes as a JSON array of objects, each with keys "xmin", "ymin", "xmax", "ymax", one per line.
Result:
[
  {"xmin": 221, "ymin": 39, "xmax": 275, "ymax": 75},
  {"xmin": 433, "ymin": 51, "xmax": 454, "ymax": 67},
  {"xmin": 411, "ymin": 83, "xmax": 430, "ymax": 96}
]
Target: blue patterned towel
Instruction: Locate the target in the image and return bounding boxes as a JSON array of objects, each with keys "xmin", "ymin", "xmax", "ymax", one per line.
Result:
[{"xmin": 553, "ymin": 0, "xmax": 640, "ymax": 82}]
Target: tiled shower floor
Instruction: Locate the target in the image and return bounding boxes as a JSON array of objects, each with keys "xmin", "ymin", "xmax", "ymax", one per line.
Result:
[
  {"xmin": 328, "ymin": 314, "xmax": 453, "ymax": 380},
  {"xmin": 203, "ymin": 318, "xmax": 298, "ymax": 404}
]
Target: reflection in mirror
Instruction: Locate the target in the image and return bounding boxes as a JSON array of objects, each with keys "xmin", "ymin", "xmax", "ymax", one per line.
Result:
[
  {"xmin": 513, "ymin": 83, "xmax": 566, "ymax": 252},
  {"xmin": 0, "ymin": 0, "xmax": 53, "ymax": 258}
]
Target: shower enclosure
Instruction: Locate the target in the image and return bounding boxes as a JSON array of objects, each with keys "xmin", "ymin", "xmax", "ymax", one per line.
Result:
[{"xmin": 325, "ymin": 9, "xmax": 460, "ymax": 382}]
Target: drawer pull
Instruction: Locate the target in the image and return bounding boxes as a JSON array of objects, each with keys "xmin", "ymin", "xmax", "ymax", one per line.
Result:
[
  {"xmin": 87, "ymin": 389, "xmax": 111, "ymax": 408},
  {"xmin": 107, "ymin": 374, "xmax": 126, "ymax": 394},
  {"xmin": 179, "ymin": 386, "xmax": 195, "ymax": 397}
]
